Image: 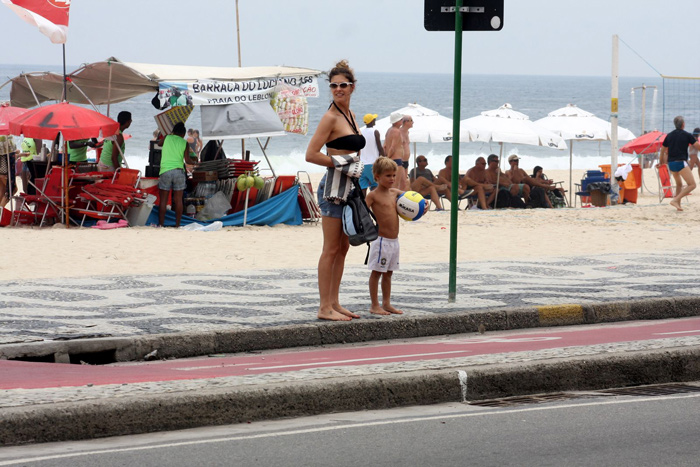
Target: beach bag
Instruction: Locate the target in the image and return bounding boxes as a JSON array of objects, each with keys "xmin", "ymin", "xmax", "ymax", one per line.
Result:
[{"xmin": 342, "ymin": 179, "xmax": 379, "ymax": 247}]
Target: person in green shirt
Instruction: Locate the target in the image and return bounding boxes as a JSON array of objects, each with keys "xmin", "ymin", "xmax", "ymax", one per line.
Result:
[
  {"xmin": 19, "ymin": 137, "xmax": 41, "ymax": 194},
  {"xmin": 158, "ymin": 122, "xmax": 197, "ymax": 227},
  {"xmin": 98, "ymin": 111, "xmax": 131, "ymax": 172},
  {"xmin": 68, "ymin": 138, "xmax": 101, "ymax": 165}
]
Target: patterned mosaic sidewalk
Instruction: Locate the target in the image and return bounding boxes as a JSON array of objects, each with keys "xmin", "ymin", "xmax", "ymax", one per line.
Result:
[{"xmin": 1, "ymin": 250, "xmax": 699, "ymax": 344}]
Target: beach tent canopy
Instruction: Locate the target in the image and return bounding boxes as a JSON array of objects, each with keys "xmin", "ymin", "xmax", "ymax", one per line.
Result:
[{"xmin": 2, "ymin": 57, "xmax": 323, "ymax": 108}]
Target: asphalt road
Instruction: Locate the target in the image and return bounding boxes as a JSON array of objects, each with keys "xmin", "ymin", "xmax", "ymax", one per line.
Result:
[{"xmin": 1, "ymin": 389, "xmax": 698, "ymax": 466}]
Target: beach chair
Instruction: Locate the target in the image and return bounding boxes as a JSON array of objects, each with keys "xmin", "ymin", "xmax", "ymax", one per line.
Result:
[
  {"xmin": 12, "ymin": 167, "xmax": 68, "ymax": 226},
  {"xmin": 76, "ymin": 167, "xmax": 146, "ymax": 225},
  {"xmin": 655, "ymin": 164, "xmax": 680, "ymax": 203},
  {"xmin": 296, "ymin": 171, "xmax": 321, "ymax": 222}
]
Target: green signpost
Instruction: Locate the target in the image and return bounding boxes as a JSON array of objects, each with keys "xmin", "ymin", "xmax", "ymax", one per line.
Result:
[{"xmin": 424, "ymin": 0, "xmax": 504, "ymax": 301}]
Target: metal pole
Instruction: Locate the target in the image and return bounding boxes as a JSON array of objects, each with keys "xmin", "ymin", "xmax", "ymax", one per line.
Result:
[
  {"xmin": 106, "ymin": 61, "xmax": 113, "ymax": 118},
  {"xmin": 569, "ymin": 141, "xmax": 573, "ymax": 203},
  {"xmin": 448, "ymin": 0, "xmax": 463, "ymax": 302},
  {"xmin": 639, "ymin": 84, "xmax": 646, "ymax": 194},
  {"xmin": 62, "ymin": 44, "xmax": 67, "ymax": 102},
  {"xmin": 640, "ymin": 84, "xmax": 647, "ymax": 134},
  {"xmin": 610, "ymin": 35, "xmax": 620, "ymax": 204},
  {"xmin": 236, "ymin": 0, "xmax": 245, "ymax": 158}
]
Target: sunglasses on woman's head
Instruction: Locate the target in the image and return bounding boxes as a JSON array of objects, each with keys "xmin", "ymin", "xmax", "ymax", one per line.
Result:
[{"xmin": 329, "ymin": 82, "xmax": 353, "ymax": 89}]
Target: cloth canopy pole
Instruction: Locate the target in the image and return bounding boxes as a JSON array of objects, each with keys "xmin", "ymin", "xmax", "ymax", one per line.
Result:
[
  {"xmin": 243, "ymin": 186, "xmax": 250, "ymax": 227},
  {"xmin": 256, "ymin": 137, "xmax": 276, "ymax": 178},
  {"xmin": 106, "ymin": 61, "xmax": 113, "ymax": 118},
  {"xmin": 62, "ymin": 45, "xmax": 67, "ymax": 102},
  {"xmin": 69, "ymin": 80, "xmax": 99, "ymax": 111},
  {"xmin": 23, "ymin": 75, "xmax": 42, "ymax": 107}
]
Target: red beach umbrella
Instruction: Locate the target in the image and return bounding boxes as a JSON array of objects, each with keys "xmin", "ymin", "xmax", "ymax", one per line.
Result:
[
  {"xmin": 620, "ymin": 130, "xmax": 666, "ymax": 155},
  {"xmin": 8, "ymin": 102, "xmax": 120, "ymax": 227},
  {"xmin": 8, "ymin": 101, "xmax": 119, "ymax": 141},
  {"xmin": 0, "ymin": 104, "xmax": 28, "ymax": 136}
]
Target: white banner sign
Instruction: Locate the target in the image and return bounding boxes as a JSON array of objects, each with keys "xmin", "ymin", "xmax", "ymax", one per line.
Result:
[{"xmin": 159, "ymin": 75, "xmax": 319, "ymax": 106}]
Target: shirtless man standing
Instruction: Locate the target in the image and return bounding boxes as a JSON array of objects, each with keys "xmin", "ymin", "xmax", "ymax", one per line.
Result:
[
  {"xmin": 399, "ymin": 116, "xmax": 413, "ymax": 190},
  {"xmin": 384, "ymin": 112, "xmax": 407, "ymax": 190}
]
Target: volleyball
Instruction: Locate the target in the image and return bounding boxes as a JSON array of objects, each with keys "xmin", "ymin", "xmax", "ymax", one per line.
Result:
[{"xmin": 396, "ymin": 191, "xmax": 426, "ymax": 221}]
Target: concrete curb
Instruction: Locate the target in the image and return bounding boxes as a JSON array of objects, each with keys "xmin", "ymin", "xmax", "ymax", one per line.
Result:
[
  {"xmin": 2, "ymin": 346, "xmax": 699, "ymax": 446},
  {"xmin": 2, "ymin": 296, "xmax": 700, "ymax": 363}
]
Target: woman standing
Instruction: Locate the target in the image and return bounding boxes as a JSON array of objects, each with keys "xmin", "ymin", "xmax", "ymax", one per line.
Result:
[{"xmin": 305, "ymin": 60, "xmax": 366, "ymax": 321}]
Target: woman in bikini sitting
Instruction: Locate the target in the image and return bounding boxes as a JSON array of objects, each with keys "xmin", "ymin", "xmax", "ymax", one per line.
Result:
[{"xmin": 305, "ymin": 60, "xmax": 366, "ymax": 321}]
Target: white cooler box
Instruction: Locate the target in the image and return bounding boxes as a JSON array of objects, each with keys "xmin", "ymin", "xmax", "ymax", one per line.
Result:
[{"xmin": 127, "ymin": 194, "xmax": 157, "ymax": 227}]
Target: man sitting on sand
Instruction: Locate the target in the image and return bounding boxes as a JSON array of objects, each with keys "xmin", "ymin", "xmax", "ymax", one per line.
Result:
[
  {"xmin": 435, "ymin": 155, "xmax": 466, "ymax": 204},
  {"xmin": 505, "ymin": 155, "xmax": 554, "ymax": 208},
  {"xmin": 483, "ymin": 154, "xmax": 527, "ymax": 208},
  {"xmin": 408, "ymin": 155, "xmax": 446, "ymax": 211},
  {"xmin": 463, "ymin": 157, "xmax": 496, "ymax": 210}
]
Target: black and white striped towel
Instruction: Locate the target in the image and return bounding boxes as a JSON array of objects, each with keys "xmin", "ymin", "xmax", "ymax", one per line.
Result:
[{"xmin": 323, "ymin": 153, "xmax": 364, "ymax": 203}]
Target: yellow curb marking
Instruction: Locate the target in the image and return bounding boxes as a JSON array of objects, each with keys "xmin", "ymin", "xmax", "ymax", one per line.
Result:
[{"xmin": 536, "ymin": 304, "xmax": 584, "ymax": 324}]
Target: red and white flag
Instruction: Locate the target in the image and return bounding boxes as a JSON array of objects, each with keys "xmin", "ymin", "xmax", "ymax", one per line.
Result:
[{"xmin": 2, "ymin": 0, "xmax": 70, "ymax": 44}]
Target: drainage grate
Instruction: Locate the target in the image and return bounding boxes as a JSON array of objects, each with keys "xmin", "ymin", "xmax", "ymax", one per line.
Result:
[
  {"xmin": 469, "ymin": 392, "xmax": 584, "ymax": 407},
  {"xmin": 598, "ymin": 383, "xmax": 700, "ymax": 397},
  {"xmin": 468, "ymin": 383, "xmax": 700, "ymax": 408}
]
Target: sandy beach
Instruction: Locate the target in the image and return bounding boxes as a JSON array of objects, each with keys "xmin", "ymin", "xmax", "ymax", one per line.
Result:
[{"xmin": 0, "ymin": 168, "xmax": 695, "ymax": 281}]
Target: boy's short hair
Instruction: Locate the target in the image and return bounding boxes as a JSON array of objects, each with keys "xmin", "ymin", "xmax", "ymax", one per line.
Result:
[{"xmin": 372, "ymin": 156, "xmax": 398, "ymax": 179}]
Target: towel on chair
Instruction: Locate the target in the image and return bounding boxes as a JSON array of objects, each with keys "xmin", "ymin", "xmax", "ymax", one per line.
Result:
[{"xmin": 323, "ymin": 153, "xmax": 363, "ymax": 203}]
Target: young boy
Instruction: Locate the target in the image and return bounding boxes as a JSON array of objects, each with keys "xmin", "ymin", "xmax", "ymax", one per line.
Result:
[{"xmin": 364, "ymin": 157, "xmax": 404, "ymax": 315}]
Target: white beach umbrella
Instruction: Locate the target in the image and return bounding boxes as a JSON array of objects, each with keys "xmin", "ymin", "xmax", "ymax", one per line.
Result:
[
  {"xmin": 535, "ymin": 103, "xmax": 636, "ymax": 198},
  {"xmin": 369, "ymin": 103, "xmax": 454, "ymax": 144},
  {"xmin": 459, "ymin": 103, "xmax": 566, "ymax": 208},
  {"xmin": 460, "ymin": 103, "xmax": 567, "ymax": 150}
]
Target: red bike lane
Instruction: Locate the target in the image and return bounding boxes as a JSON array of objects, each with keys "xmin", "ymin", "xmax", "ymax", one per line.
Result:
[{"xmin": 2, "ymin": 317, "xmax": 700, "ymax": 390}]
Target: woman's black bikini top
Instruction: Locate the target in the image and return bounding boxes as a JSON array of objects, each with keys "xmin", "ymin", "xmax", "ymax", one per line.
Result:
[
  {"xmin": 327, "ymin": 134, "xmax": 365, "ymax": 151},
  {"xmin": 326, "ymin": 101, "xmax": 366, "ymax": 152}
]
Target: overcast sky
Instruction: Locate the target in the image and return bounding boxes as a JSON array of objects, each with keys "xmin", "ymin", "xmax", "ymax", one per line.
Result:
[{"xmin": 0, "ymin": 0, "xmax": 696, "ymax": 77}]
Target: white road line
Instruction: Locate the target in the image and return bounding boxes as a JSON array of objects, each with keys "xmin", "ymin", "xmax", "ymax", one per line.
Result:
[
  {"xmin": 653, "ymin": 330, "xmax": 700, "ymax": 336},
  {"xmin": 2, "ymin": 393, "xmax": 699, "ymax": 465}
]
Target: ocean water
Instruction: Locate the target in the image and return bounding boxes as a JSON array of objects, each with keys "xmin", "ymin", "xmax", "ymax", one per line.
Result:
[{"xmin": 0, "ymin": 64, "xmax": 668, "ymax": 176}]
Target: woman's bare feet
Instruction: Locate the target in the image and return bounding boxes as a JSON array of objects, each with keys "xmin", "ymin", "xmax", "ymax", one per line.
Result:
[
  {"xmin": 370, "ymin": 304, "xmax": 391, "ymax": 315},
  {"xmin": 382, "ymin": 304, "xmax": 404, "ymax": 314},
  {"xmin": 670, "ymin": 199, "xmax": 683, "ymax": 211},
  {"xmin": 333, "ymin": 304, "xmax": 360, "ymax": 319},
  {"xmin": 318, "ymin": 307, "xmax": 352, "ymax": 321}
]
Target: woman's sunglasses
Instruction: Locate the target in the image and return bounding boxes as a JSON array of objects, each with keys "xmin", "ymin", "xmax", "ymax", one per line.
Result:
[{"xmin": 329, "ymin": 82, "xmax": 353, "ymax": 89}]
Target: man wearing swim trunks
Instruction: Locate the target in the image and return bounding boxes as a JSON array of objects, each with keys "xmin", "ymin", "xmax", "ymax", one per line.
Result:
[
  {"xmin": 659, "ymin": 116, "xmax": 700, "ymax": 211},
  {"xmin": 384, "ymin": 112, "xmax": 407, "ymax": 190},
  {"xmin": 506, "ymin": 155, "xmax": 554, "ymax": 208},
  {"xmin": 400, "ymin": 116, "xmax": 413, "ymax": 189},
  {"xmin": 359, "ymin": 113, "xmax": 386, "ymax": 195}
]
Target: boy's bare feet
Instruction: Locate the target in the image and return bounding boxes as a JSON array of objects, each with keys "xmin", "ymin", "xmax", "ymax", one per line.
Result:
[
  {"xmin": 382, "ymin": 304, "xmax": 404, "ymax": 314},
  {"xmin": 333, "ymin": 304, "xmax": 360, "ymax": 319},
  {"xmin": 369, "ymin": 304, "xmax": 391, "ymax": 315},
  {"xmin": 318, "ymin": 307, "xmax": 352, "ymax": 321},
  {"xmin": 670, "ymin": 199, "xmax": 683, "ymax": 211}
]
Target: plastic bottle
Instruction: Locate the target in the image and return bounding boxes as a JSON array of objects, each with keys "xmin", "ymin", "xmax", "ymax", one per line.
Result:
[{"xmin": 186, "ymin": 203, "xmax": 196, "ymax": 217}]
